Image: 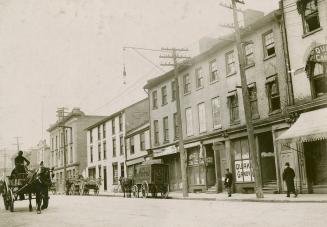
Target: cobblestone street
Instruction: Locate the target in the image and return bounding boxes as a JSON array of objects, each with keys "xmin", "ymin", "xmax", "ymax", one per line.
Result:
[{"xmin": 1, "ymin": 195, "xmax": 327, "ymax": 227}]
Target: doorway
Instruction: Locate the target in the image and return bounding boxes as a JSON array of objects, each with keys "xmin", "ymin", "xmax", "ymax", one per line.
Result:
[
  {"xmin": 205, "ymin": 144, "xmax": 216, "ymax": 187},
  {"xmin": 187, "ymin": 146, "xmax": 205, "ymax": 191},
  {"xmin": 103, "ymin": 167, "xmax": 107, "ymax": 191}
]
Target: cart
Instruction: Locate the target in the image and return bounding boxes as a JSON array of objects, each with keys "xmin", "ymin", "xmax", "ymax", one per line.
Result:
[
  {"xmin": 132, "ymin": 163, "xmax": 169, "ymax": 199},
  {"xmin": 66, "ymin": 177, "xmax": 84, "ymax": 195},
  {"xmin": 81, "ymin": 178, "xmax": 101, "ymax": 195}
]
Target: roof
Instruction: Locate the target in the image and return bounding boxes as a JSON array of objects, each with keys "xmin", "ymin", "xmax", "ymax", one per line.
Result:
[
  {"xmin": 277, "ymin": 108, "xmax": 327, "ymax": 143},
  {"xmin": 143, "ymin": 9, "xmax": 281, "ymax": 90}
]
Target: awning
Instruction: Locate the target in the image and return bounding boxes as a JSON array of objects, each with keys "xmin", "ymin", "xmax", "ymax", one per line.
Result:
[{"xmin": 277, "ymin": 108, "xmax": 327, "ymax": 143}]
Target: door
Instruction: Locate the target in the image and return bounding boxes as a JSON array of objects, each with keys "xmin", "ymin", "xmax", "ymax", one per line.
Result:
[
  {"xmin": 205, "ymin": 144, "xmax": 216, "ymax": 187},
  {"xmin": 187, "ymin": 147, "xmax": 205, "ymax": 187}
]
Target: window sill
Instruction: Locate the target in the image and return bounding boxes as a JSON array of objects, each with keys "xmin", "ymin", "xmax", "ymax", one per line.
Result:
[
  {"xmin": 302, "ymin": 27, "xmax": 322, "ymax": 38},
  {"xmin": 161, "ymin": 103, "xmax": 168, "ymax": 107},
  {"xmin": 213, "ymin": 125, "xmax": 222, "ymax": 130},
  {"xmin": 171, "ymin": 98, "xmax": 176, "ymax": 102},
  {"xmin": 196, "ymin": 86, "xmax": 204, "ymax": 91},
  {"xmin": 263, "ymin": 54, "xmax": 276, "ymax": 61},
  {"xmin": 230, "ymin": 120, "xmax": 240, "ymax": 126},
  {"xmin": 209, "ymin": 80, "xmax": 219, "ymax": 85},
  {"xmin": 226, "ymin": 72, "xmax": 237, "ymax": 78},
  {"xmin": 184, "ymin": 92, "xmax": 191, "ymax": 96},
  {"xmin": 268, "ymin": 109, "xmax": 282, "ymax": 116},
  {"xmin": 152, "ymin": 107, "xmax": 158, "ymax": 110},
  {"xmin": 163, "ymin": 140, "xmax": 169, "ymax": 144},
  {"xmin": 245, "ymin": 63, "xmax": 255, "ymax": 70}
]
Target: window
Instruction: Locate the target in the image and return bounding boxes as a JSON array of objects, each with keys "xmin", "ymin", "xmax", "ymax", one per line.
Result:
[
  {"xmin": 90, "ymin": 146, "xmax": 93, "ymax": 163},
  {"xmin": 119, "ymin": 115, "xmax": 123, "ymax": 132},
  {"xmin": 173, "ymin": 113, "xmax": 179, "ymax": 139},
  {"xmin": 89, "ymin": 131, "xmax": 93, "ymax": 144},
  {"xmin": 152, "ymin": 90, "xmax": 158, "ymax": 109},
  {"xmin": 98, "ymin": 166, "xmax": 102, "ymax": 178},
  {"xmin": 185, "ymin": 108, "xmax": 194, "ymax": 136},
  {"xmin": 112, "ymin": 138, "xmax": 116, "ymax": 157},
  {"xmin": 130, "ymin": 136, "xmax": 135, "ymax": 155},
  {"xmin": 120, "ymin": 136, "xmax": 124, "ymax": 155},
  {"xmin": 56, "ymin": 135, "xmax": 58, "ymax": 149},
  {"xmin": 112, "ymin": 119, "xmax": 115, "ymax": 135},
  {"xmin": 103, "ymin": 141, "xmax": 106, "ymax": 160},
  {"xmin": 228, "ymin": 92, "xmax": 239, "ymax": 123},
  {"xmin": 140, "ymin": 132, "xmax": 145, "ymax": 151},
  {"xmin": 209, "ymin": 60, "xmax": 218, "ymax": 82},
  {"xmin": 120, "ymin": 163, "xmax": 125, "ymax": 178},
  {"xmin": 98, "ymin": 143, "xmax": 101, "ymax": 161},
  {"xmin": 97, "ymin": 126, "xmax": 101, "ymax": 140},
  {"xmin": 163, "ymin": 116, "xmax": 169, "ymax": 143},
  {"xmin": 266, "ymin": 77, "xmax": 281, "ymax": 112},
  {"xmin": 248, "ymin": 84, "xmax": 259, "ymax": 118},
  {"xmin": 103, "ymin": 123, "xmax": 106, "ymax": 138},
  {"xmin": 212, "ymin": 97, "xmax": 221, "ymax": 129},
  {"xmin": 226, "ymin": 51, "xmax": 235, "ymax": 75},
  {"xmin": 263, "ymin": 31, "xmax": 275, "ymax": 57},
  {"xmin": 301, "ymin": 0, "xmax": 320, "ymax": 34},
  {"xmin": 161, "ymin": 86, "xmax": 167, "ymax": 105},
  {"xmin": 198, "ymin": 103, "xmax": 206, "ymax": 133},
  {"xmin": 195, "ymin": 67, "xmax": 204, "ymax": 88},
  {"xmin": 310, "ymin": 63, "xmax": 327, "ymax": 98},
  {"xmin": 154, "ymin": 120, "xmax": 159, "ymax": 145},
  {"xmin": 183, "ymin": 74, "xmax": 191, "ymax": 94},
  {"xmin": 112, "ymin": 163, "xmax": 118, "ymax": 185},
  {"xmin": 171, "ymin": 80, "xmax": 177, "ymax": 101},
  {"xmin": 244, "ymin": 43, "xmax": 254, "ymax": 66},
  {"xmin": 232, "ymin": 138, "xmax": 254, "ymax": 182},
  {"xmin": 70, "ymin": 146, "xmax": 73, "ymax": 163}
]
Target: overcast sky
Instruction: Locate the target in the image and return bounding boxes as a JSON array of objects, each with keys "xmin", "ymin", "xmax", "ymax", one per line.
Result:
[{"xmin": 0, "ymin": 0, "xmax": 279, "ymax": 153}]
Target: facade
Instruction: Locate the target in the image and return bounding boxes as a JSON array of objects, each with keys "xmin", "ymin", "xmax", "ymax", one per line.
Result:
[
  {"xmin": 86, "ymin": 98, "xmax": 149, "ymax": 193},
  {"xmin": 277, "ymin": 0, "xmax": 327, "ymax": 193},
  {"xmin": 47, "ymin": 108, "xmax": 105, "ymax": 193},
  {"xmin": 145, "ymin": 9, "xmax": 292, "ymax": 193}
]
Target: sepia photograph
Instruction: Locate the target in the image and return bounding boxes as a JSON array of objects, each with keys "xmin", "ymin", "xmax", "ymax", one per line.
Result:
[{"xmin": 0, "ymin": 0, "xmax": 327, "ymax": 226}]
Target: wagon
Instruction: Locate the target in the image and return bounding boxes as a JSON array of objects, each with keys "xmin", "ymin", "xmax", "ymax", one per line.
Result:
[
  {"xmin": 81, "ymin": 178, "xmax": 101, "ymax": 195},
  {"xmin": 66, "ymin": 177, "xmax": 84, "ymax": 195},
  {"xmin": 132, "ymin": 163, "xmax": 169, "ymax": 199}
]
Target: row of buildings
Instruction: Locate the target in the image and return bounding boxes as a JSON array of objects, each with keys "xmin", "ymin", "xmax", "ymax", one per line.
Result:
[{"xmin": 45, "ymin": 0, "xmax": 327, "ymax": 194}]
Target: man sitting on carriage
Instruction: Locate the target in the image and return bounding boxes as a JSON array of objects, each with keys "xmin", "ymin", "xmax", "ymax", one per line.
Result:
[{"xmin": 11, "ymin": 150, "xmax": 30, "ymax": 179}]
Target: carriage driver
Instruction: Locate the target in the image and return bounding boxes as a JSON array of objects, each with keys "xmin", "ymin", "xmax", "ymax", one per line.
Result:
[{"xmin": 14, "ymin": 150, "xmax": 30, "ymax": 175}]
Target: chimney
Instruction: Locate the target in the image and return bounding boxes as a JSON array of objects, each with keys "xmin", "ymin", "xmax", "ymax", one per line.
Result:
[
  {"xmin": 56, "ymin": 108, "xmax": 67, "ymax": 121},
  {"xmin": 243, "ymin": 9, "xmax": 264, "ymax": 27}
]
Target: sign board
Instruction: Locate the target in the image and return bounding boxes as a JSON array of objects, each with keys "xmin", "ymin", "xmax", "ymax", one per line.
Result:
[
  {"xmin": 153, "ymin": 145, "xmax": 177, "ymax": 157},
  {"xmin": 235, "ymin": 159, "xmax": 253, "ymax": 182},
  {"xmin": 309, "ymin": 44, "xmax": 327, "ymax": 63}
]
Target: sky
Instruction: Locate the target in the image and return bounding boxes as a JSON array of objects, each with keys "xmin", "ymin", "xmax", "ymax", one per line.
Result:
[{"xmin": 0, "ymin": 0, "xmax": 279, "ymax": 154}]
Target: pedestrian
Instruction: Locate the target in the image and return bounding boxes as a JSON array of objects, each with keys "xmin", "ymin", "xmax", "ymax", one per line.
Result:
[
  {"xmin": 282, "ymin": 162, "xmax": 297, "ymax": 198},
  {"xmin": 224, "ymin": 168, "xmax": 233, "ymax": 197}
]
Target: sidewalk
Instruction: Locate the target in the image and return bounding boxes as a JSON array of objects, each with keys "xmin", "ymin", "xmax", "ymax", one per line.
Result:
[{"xmin": 97, "ymin": 191, "xmax": 327, "ymax": 203}]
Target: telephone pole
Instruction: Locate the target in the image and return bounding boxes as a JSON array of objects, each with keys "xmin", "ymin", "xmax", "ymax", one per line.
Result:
[
  {"xmin": 225, "ymin": 0, "xmax": 264, "ymax": 198},
  {"xmin": 160, "ymin": 48, "xmax": 191, "ymax": 197}
]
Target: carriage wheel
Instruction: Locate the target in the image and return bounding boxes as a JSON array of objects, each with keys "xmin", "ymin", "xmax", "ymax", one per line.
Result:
[
  {"xmin": 3, "ymin": 195, "xmax": 9, "ymax": 210},
  {"xmin": 160, "ymin": 185, "xmax": 169, "ymax": 199},
  {"xmin": 151, "ymin": 185, "xmax": 157, "ymax": 198},
  {"xmin": 69, "ymin": 184, "xmax": 75, "ymax": 195},
  {"xmin": 8, "ymin": 189, "xmax": 14, "ymax": 212},
  {"xmin": 132, "ymin": 185, "xmax": 139, "ymax": 198},
  {"xmin": 141, "ymin": 182, "xmax": 149, "ymax": 198}
]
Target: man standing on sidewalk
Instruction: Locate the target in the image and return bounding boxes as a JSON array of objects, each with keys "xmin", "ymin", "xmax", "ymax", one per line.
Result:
[
  {"xmin": 282, "ymin": 162, "xmax": 298, "ymax": 198},
  {"xmin": 224, "ymin": 168, "xmax": 233, "ymax": 197}
]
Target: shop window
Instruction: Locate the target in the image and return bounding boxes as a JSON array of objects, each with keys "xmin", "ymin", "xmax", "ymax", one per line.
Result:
[
  {"xmin": 244, "ymin": 42, "xmax": 254, "ymax": 66},
  {"xmin": 263, "ymin": 31, "xmax": 275, "ymax": 58},
  {"xmin": 299, "ymin": 0, "xmax": 320, "ymax": 34},
  {"xmin": 183, "ymin": 74, "xmax": 191, "ymax": 94},
  {"xmin": 112, "ymin": 163, "xmax": 118, "ymax": 185},
  {"xmin": 185, "ymin": 108, "xmax": 194, "ymax": 136},
  {"xmin": 226, "ymin": 51, "xmax": 236, "ymax": 75},
  {"xmin": 228, "ymin": 92, "xmax": 239, "ymax": 124},
  {"xmin": 152, "ymin": 90, "xmax": 158, "ymax": 109},
  {"xmin": 232, "ymin": 138, "xmax": 254, "ymax": 182},
  {"xmin": 209, "ymin": 59, "xmax": 219, "ymax": 82},
  {"xmin": 266, "ymin": 77, "xmax": 281, "ymax": 112},
  {"xmin": 161, "ymin": 86, "xmax": 167, "ymax": 105},
  {"xmin": 195, "ymin": 67, "xmax": 204, "ymax": 89},
  {"xmin": 154, "ymin": 120, "xmax": 159, "ymax": 145},
  {"xmin": 198, "ymin": 103, "xmax": 206, "ymax": 133},
  {"xmin": 248, "ymin": 83, "xmax": 259, "ymax": 118},
  {"xmin": 310, "ymin": 63, "xmax": 327, "ymax": 98},
  {"xmin": 212, "ymin": 97, "xmax": 221, "ymax": 129}
]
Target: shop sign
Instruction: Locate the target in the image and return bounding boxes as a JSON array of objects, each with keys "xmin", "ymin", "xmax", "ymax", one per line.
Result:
[
  {"xmin": 309, "ymin": 44, "xmax": 327, "ymax": 63},
  {"xmin": 153, "ymin": 145, "xmax": 177, "ymax": 157},
  {"xmin": 235, "ymin": 160, "xmax": 253, "ymax": 182}
]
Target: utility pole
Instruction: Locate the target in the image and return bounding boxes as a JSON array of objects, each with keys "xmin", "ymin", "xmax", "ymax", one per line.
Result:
[
  {"xmin": 160, "ymin": 48, "xmax": 191, "ymax": 197},
  {"xmin": 223, "ymin": 0, "xmax": 264, "ymax": 198}
]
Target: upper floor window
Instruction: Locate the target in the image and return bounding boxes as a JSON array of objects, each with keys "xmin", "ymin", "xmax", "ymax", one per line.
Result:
[
  {"xmin": 173, "ymin": 113, "xmax": 179, "ymax": 140},
  {"xmin": 98, "ymin": 143, "xmax": 101, "ymax": 161},
  {"xmin": 209, "ymin": 60, "xmax": 218, "ymax": 82},
  {"xmin": 140, "ymin": 132, "xmax": 145, "ymax": 151},
  {"xmin": 226, "ymin": 51, "xmax": 236, "ymax": 75},
  {"xmin": 103, "ymin": 141, "xmax": 107, "ymax": 160},
  {"xmin": 89, "ymin": 131, "xmax": 92, "ymax": 144},
  {"xmin": 183, "ymin": 74, "xmax": 191, "ymax": 94},
  {"xmin": 195, "ymin": 67, "xmax": 204, "ymax": 89},
  {"xmin": 263, "ymin": 31, "xmax": 275, "ymax": 58},
  {"xmin": 103, "ymin": 123, "xmax": 106, "ymax": 139},
  {"xmin": 185, "ymin": 108, "xmax": 194, "ymax": 136},
  {"xmin": 244, "ymin": 43, "xmax": 254, "ymax": 66},
  {"xmin": 248, "ymin": 83, "xmax": 259, "ymax": 118},
  {"xmin": 112, "ymin": 119, "xmax": 116, "ymax": 135},
  {"xmin": 266, "ymin": 76, "xmax": 281, "ymax": 112},
  {"xmin": 171, "ymin": 80, "xmax": 177, "ymax": 101},
  {"xmin": 120, "ymin": 136, "xmax": 124, "ymax": 156},
  {"xmin": 161, "ymin": 86, "xmax": 168, "ymax": 105},
  {"xmin": 130, "ymin": 136, "xmax": 135, "ymax": 155},
  {"xmin": 90, "ymin": 146, "xmax": 93, "ymax": 163},
  {"xmin": 310, "ymin": 63, "xmax": 327, "ymax": 98},
  {"xmin": 97, "ymin": 126, "xmax": 101, "ymax": 140},
  {"xmin": 163, "ymin": 116, "xmax": 169, "ymax": 143},
  {"xmin": 300, "ymin": 0, "xmax": 320, "ymax": 34},
  {"xmin": 154, "ymin": 120, "xmax": 159, "ymax": 145},
  {"xmin": 212, "ymin": 97, "xmax": 221, "ymax": 129},
  {"xmin": 198, "ymin": 103, "xmax": 206, "ymax": 133},
  {"xmin": 152, "ymin": 90, "xmax": 158, "ymax": 109},
  {"xmin": 119, "ymin": 115, "xmax": 123, "ymax": 132},
  {"xmin": 228, "ymin": 92, "xmax": 239, "ymax": 124},
  {"xmin": 112, "ymin": 138, "xmax": 116, "ymax": 157}
]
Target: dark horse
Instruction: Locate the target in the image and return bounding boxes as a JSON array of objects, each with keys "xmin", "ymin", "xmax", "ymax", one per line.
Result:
[{"xmin": 119, "ymin": 177, "xmax": 133, "ymax": 198}]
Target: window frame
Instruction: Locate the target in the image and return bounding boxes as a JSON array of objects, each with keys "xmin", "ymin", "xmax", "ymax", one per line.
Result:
[
  {"xmin": 211, "ymin": 97, "xmax": 222, "ymax": 129},
  {"xmin": 248, "ymin": 83, "xmax": 259, "ymax": 119},
  {"xmin": 228, "ymin": 92, "xmax": 240, "ymax": 124},
  {"xmin": 262, "ymin": 30, "xmax": 275, "ymax": 58},
  {"xmin": 112, "ymin": 138, "xmax": 116, "ymax": 157},
  {"xmin": 171, "ymin": 80, "xmax": 177, "ymax": 101},
  {"xmin": 183, "ymin": 74, "xmax": 191, "ymax": 94},
  {"xmin": 185, "ymin": 107, "xmax": 194, "ymax": 136},
  {"xmin": 161, "ymin": 86, "xmax": 168, "ymax": 105},
  {"xmin": 209, "ymin": 59, "xmax": 219, "ymax": 83},
  {"xmin": 301, "ymin": 0, "xmax": 321, "ymax": 35},
  {"xmin": 163, "ymin": 116, "xmax": 169, "ymax": 143},
  {"xmin": 195, "ymin": 67, "xmax": 204, "ymax": 89},
  {"xmin": 153, "ymin": 120, "xmax": 159, "ymax": 145},
  {"xmin": 266, "ymin": 76, "xmax": 281, "ymax": 112},
  {"xmin": 244, "ymin": 42, "xmax": 255, "ymax": 66},
  {"xmin": 173, "ymin": 113, "xmax": 179, "ymax": 140},
  {"xmin": 140, "ymin": 132, "xmax": 146, "ymax": 151},
  {"xmin": 152, "ymin": 90, "xmax": 158, "ymax": 109},
  {"xmin": 198, "ymin": 102, "xmax": 206, "ymax": 133},
  {"xmin": 226, "ymin": 51, "xmax": 236, "ymax": 75},
  {"xmin": 130, "ymin": 136, "xmax": 135, "ymax": 155}
]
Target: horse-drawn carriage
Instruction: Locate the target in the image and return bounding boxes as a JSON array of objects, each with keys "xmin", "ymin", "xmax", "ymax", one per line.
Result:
[
  {"xmin": 129, "ymin": 163, "xmax": 169, "ymax": 199},
  {"xmin": 65, "ymin": 176, "xmax": 101, "ymax": 195},
  {"xmin": 81, "ymin": 178, "xmax": 101, "ymax": 195},
  {"xmin": 1, "ymin": 167, "xmax": 53, "ymax": 214}
]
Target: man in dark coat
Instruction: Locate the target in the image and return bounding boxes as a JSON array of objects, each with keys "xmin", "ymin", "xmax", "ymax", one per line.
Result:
[
  {"xmin": 282, "ymin": 162, "xmax": 297, "ymax": 197},
  {"xmin": 14, "ymin": 150, "xmax": 30, "ymax": 175},
  {"xmin": 224, "ymin": 168, "xmax": 233, "ymax": 197}
]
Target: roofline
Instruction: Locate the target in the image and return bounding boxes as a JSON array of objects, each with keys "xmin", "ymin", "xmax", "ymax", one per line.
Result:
[{"xmin": 143, "ymin": 9, "xmax": 281, "ymax": 90}]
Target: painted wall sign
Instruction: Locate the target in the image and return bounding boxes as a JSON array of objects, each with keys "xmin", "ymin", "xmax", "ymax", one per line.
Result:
[
  {"xmin": 235, "ymin": 159, "xmax": 254, "ymax": 182},
  {"xmin": 309, "ymin": 44, "xmax": 327, "ymax": 63}
]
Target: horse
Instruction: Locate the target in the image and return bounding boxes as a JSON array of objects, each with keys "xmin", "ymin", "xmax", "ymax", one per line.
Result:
[{"xmin": 119, "ymin": 177, "xmax": 133, "ymax": 198}]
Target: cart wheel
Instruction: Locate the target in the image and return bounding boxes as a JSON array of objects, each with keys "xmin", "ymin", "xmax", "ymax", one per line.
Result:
[
  {"xmin": 160, "ymin": 185, "xmax": 169, "ymax": 199},
  {"xmin": 9, "ymin": 190, "xmax": 14, "ymax": 212},
  {"xmin": 70, "ymin": 185, "xmax": 75, "ymax": 195},
  {"xmin": 132, "ymin": 185, "xmax": 139, "ymax": 198},
  {"xmin": 141, "ymin": 182, "xmax": 149, "ymax": 198},
  {"xmin": 151, "ymin": 185, "xmax": 157, "ymax": 198},
  {"xmin": 3, "ymin": 195, "xmax": 9, "ymax": 210}
]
